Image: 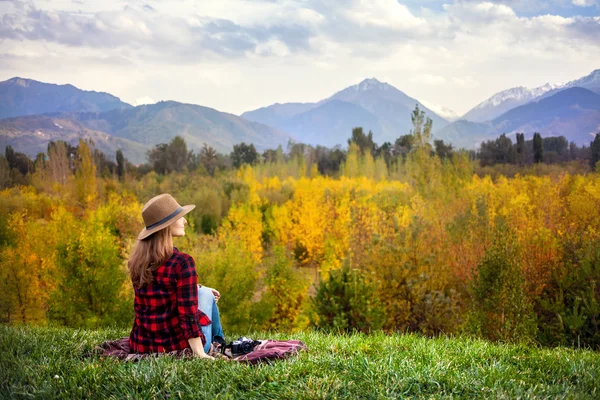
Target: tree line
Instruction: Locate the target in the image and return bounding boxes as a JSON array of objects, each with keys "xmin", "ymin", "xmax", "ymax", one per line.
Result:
[{"xmin": 3, "ymin": 104, "xmax": 600, "ymax": 189}]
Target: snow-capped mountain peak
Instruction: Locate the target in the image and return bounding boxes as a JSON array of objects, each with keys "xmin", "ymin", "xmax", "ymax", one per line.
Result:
[
  {"xmin": 474, "ymin": 83, "xmax": 559, "ymax": 110},
  {"xmin": 563, "ymin": 69, "xmax": 600, "ymax": 89},
  {"xmin": 351, "ymin": 78, "xmax": 390, "ymax": 92}
]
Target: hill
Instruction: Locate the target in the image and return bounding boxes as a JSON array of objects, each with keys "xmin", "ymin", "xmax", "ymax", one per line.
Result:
[
  {"xmin": 58, "ymin": 101, "xmax": 292, "ymax": 155},
  {"xmin": 242, "ymin": 78, "xmax": 449, "ymax": 147},
  {"xmin": 0, "ymin": 77, "xmax": 132, "ymax": 119},
  {"xmin": 0, "ymin": 115, "xmax": 149, "ymax": 164},
  {"xmin": 2, "ymin": 325, "xmax": 599, "ymax": 398}
]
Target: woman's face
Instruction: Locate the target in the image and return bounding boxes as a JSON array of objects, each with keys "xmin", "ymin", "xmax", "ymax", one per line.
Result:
[{"xmin": 171, "ymin": 217, "xmax": 187, "ymax": 237}]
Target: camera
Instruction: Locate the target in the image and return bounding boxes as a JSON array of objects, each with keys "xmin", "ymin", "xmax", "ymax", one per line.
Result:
[{"xmin": 230, "ymin": 337, "xmax": 259, "ymax": 355}]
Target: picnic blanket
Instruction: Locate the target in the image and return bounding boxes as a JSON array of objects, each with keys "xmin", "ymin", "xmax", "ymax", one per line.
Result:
[{"xmin": 95, "ymin": 337, "xmax": 307, "ymax": 364}]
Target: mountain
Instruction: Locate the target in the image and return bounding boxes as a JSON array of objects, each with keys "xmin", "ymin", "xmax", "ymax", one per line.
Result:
[
  {"xmin": 461, "ymin": 69, "xmax": 600, "ymax": 124},
  {"xmin": 280, "ymin": 100, "xmax": 382, "ymax": 148},
  {"xmin": 242, "ymin": 78, "xmax": 449, "ymax": 147},
  {"xmin": 55, "ymin": 100, "xmax": 292, "ymax": 155},
  {"xmin": 538, "ymin": 69, "xmax": 600, "ymax": 100},
  {"xmin": 0, "ymin": 115, "xmax": 149, "ymax": 164},
  {"xmin": 462, "ymin": 83, "xmax": 559, "ymax": 123},
  {"xmin": 437, "ymin": 87, "xmax": 600, "ymax": 148},
  {"xmin": 241, "ymin": 103, "xmax": 317, "ymax": 128},
  {"xmin": 0, "ymin": 77, "xmax": 132, "ymax": 119}
]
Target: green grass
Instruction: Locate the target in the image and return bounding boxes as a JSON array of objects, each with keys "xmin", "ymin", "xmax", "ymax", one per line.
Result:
[{"xmin": 1, "ymin": 325, "xmax": 599, "ymax": 399}]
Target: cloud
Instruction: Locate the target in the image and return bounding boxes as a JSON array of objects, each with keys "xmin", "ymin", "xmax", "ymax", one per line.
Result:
[
  {"xmin": 133, "ymin": 96, "xmax": 155, "ymax": 106},
  {"xmin": 0, "ymin": 0, "xmax": 599, "ymax": 116},
  {"xmin": 572, "ymin": 0, "xmax": 596, "ymax": 6}
]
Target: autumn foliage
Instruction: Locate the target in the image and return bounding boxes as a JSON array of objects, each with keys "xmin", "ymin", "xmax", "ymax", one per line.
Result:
[{"xmin": 2, "ymin": 137, "xmax": 600, "ymax": 350}]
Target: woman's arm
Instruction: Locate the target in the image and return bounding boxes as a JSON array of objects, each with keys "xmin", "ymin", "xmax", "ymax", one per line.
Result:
[{"xmin": 177, "ymin": 255, "xmax": 213, "ymax": 359}]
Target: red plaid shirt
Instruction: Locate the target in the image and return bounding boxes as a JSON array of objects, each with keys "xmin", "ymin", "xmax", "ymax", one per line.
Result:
[{"xmin": 129, "ymin": 248, "xmax": 211, "ymax": 353}]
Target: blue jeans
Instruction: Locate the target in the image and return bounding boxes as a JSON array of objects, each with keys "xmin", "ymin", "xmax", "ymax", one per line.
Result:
[{"xmin": 197, "ymin": 285, "xmax": 225, "ymax": 353}]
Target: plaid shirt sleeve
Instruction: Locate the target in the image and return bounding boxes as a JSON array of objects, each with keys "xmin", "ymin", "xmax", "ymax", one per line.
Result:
[{"xmin": 176, "ymin": 254, "xmax": 211, "ymax": 341}]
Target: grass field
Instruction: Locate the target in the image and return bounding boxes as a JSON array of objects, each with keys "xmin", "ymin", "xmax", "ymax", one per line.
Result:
[{"xmin": 1, "ymin": 325, "xmax": 600, "ymax": 399}]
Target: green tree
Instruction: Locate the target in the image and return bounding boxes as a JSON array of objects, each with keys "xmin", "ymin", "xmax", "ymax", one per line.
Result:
[
  {"xmin": 590, "ymin": 133, "xmax": 600, "ymax": 169},
  {"xmin": 515, "ymin": 133, "xmax": 526, "ymax": 165},
  {"xmin": 533, "ymin": 132, "xmax": 544, "ymax": 163},
  {"xmin": 231, "ymin": 142, "xmax": 258, "ymax": 168},
  {"xmin": 200, "ymin": 143, "xmax": 219, "ymax": 176},
  {"xmin": 116, "ymin": 149, "xmax": 125, "ymax": 179},
  {"xmin": 348, "ymin": 127, "xmax": 376, "ymax": 156},
  {"xmin": 167, "ymin": 136, "xmax": 189, "ymax": 173},
  {"xmin": 434, "ymin": 139, "xmax": 453, "ymax": 159}
]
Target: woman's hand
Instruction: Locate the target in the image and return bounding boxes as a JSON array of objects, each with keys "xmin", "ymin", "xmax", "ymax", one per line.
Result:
[
  {"xmin": 188, "ymin": 337, "xmax": 214, "ymax": 360},
  {"xmin": 210, "ymin": 288, "xmax": 221, "ymax": 303},
  {"xmin": 198, "ymin": 284, "xmax": 221, "ymax": 303}
]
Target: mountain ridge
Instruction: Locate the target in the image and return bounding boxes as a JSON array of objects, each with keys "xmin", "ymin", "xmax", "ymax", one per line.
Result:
[
  {"xmin": 242, "ymin": 77, "xmax": 449, "ymax": 147},
  {"xmin": 0, "ymin": 77, "xmax": 133, "ymax": 119}
]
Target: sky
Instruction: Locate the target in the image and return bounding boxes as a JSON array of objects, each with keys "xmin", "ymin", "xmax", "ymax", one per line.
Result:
[{"xmin": 0, "ymin": 0, "xmax": 599, "ymax": 117}]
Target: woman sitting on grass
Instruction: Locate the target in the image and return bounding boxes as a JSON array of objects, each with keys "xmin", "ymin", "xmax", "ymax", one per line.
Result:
[{"xmin": 128, "ymin": 193, "xmax": 225, "ymax": 359}]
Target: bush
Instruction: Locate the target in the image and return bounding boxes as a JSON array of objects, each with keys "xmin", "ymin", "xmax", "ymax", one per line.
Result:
[
  {"xmin": 465, "ymin": 222, "xmax": 537, "ymax": 342},
  {"xmin": 311, "ymin": 261, "xmax": 384, "ymax": 333}
]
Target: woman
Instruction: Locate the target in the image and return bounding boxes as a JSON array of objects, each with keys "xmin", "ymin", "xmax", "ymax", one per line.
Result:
[{"xmin": 128, "ymin": 193, "xmax": 225, "ymax": 359}]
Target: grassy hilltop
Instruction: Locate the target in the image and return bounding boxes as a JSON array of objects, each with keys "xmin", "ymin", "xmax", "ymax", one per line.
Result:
[{"xmin": 2, "ymin": 325, "xmax": 599, "ymax": 399}]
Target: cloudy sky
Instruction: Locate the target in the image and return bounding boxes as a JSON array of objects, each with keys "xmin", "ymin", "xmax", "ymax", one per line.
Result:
[{"xmin": 1, "ymin": 0, "xmax": 599, "ymax": 117}]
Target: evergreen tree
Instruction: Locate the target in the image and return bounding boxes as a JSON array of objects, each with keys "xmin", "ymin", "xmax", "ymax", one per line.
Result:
[
  {"xmin": 116, "ymin": 149, "xmax": 125, "ymax": 179},
  {"xmin": 516, "ymin": 133, "xmax": 526, "ymax": 165},
  {"xmin": 533, "ymin": 132, "xmax": 544, "ymax": 163},
  {"xmin": 590, "ymin": 133, "xmax": 600, "ymax": 169}
]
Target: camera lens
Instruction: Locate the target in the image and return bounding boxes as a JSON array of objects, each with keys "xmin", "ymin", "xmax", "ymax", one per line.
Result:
[{"xmin": 241, "ymin": 342, "xmax": 253, "ymax": 353}]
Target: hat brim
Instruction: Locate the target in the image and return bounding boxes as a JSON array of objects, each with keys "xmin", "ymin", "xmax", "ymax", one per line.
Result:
[{"xmin": 137, "ymin": 204, "xmax": 196, "ymax": 240}]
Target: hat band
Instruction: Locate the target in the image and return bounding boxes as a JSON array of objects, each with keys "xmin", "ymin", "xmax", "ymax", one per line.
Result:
[{"xmin": 146, "ymin": 207, "xmax": 183, "ymax": 230}]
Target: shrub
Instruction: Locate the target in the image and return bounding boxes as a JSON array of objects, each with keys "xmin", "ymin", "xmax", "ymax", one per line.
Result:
[{"xmin": 311, "ymin": 261, "xmax": 384, "ymax": 333}]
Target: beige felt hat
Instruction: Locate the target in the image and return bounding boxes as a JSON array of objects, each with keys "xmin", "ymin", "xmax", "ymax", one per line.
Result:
[{"xmin": 138, "ymin": 194, "xmax": 195, "ymax": 240}]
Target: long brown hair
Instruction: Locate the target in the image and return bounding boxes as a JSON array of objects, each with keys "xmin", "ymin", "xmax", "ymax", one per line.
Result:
[{"xmin": 128, "ymin": 226, "xmax": 173, "ymax": 289}]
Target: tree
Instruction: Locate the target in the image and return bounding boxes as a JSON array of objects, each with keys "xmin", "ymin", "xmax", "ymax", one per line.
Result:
[
  {"xmin": 74, "ymin": 139, "xmax": 97, "ymax": 207},
  {"xmin": 47, "ymin": 141, "xmax": 71, "ymax": 184},
  {"xmin": 167, "ymin": 136, "xmax": 189, "ymax": 173},
  {"xmin": 467, "ymin": 223, "xmax": 536, "ymax": 342},
  {"xmin": 311, "ymin": 261, "xmax": 384, "ymax": 333},
  {"xmin": 434, "ymin": 139, "xmax": 453, "ymax": 159},
  {"xmin": 533, "ymin": 132, "xmax": 543, "ymax": 163},
  {"xmin": 394, "ymin": 134, "xmax": 415, "ymax": 158},
  {"xmin": 200, "ymin": 143, "xmax": 219, "ymax": 176},
  {"xmin": 231, "ymin": 143, "xmax": 258, "ymax": 168},
  {"xmin": 348, "ymin": 127, "xmax": 376, "ymax": 156},
  {"xmin": 4, "ymin": 145, "xmax": 33, "ymax": 176},
  {"xmin": 515, "ymin": 133, "xmax": 526, "ymax": 165},
  {"xmin": 590, "ymin": 133, "xmax": 600, "ymax": 169},
  {"xmin": 147, "ymin": 136, "xmax": 190, "ymax": 174},
  {"xmin": 116, "ymin": 149, "xmax": 125, "ymax": 179},
  {"xmin": 410, "ymin": 104, "xmax": 433, "ymax": 148},
  {"xmin": 148, "ymin": 143, "xmax": 169, "ymax": 174}
]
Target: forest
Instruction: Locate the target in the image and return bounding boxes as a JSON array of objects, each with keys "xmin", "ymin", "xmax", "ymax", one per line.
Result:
[{"xmin": 2, "ymin": 106, "xmax": 600, "ymax": 350}]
